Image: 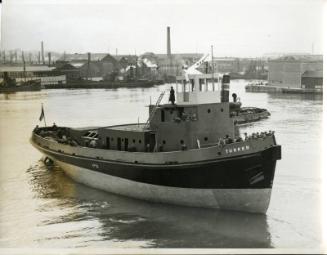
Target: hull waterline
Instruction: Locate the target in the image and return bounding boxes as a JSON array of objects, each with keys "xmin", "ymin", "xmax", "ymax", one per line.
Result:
[{"xmin": 33, "ymin": 140, "xmax": 280, "ymax": 214}]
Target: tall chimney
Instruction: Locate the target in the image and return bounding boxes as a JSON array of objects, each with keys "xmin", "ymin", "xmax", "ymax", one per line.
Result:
[
  {"xmin": 41, "ymin": 41, "xmax": 45, "ymax": 64},
  {"xmin": 38, "ymin": 51, "xmax": 41, "ymax": 64},
  {"xmin": 167, "ymin": 26, "xmax": 171, "ymax": 57},
  {"xmin": 48, "ymin": 52, "xmax": 51, "ymax": 66},
  {"xmin": 87, "ymin": 52, "xmax": 91, "ymax": 80}
]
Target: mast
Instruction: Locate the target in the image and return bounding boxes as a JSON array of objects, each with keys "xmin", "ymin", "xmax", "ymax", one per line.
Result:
[
  {"xmin": 211, "ymin": 45, "xmax": 214, "ymax": 89},
  {"xmin": 87, "ymin": 52, "xmax": 91, "ymax": 80},
  {"xmin": 48, "ymin": 52, "xmax": 51, "ymax": 66},
  {"xmin": 134, "ymin": 49, "xmax": 138, "ymax": 80},
  {"xmin": 9, "ymin": 51, "xmax": 13, "ymax": 63},
  {"xmin": 41, "ymin": 41, "xmax": 45, "ymax": 65},
  {"xmin": 22, "ymin": 51, "xmax": 26, "ymax": 83}
]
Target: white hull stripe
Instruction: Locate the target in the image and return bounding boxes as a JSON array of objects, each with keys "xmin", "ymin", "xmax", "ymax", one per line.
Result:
[{"xmin": 55, "ymin": 159, "xmax": 272, "ymax": 214}]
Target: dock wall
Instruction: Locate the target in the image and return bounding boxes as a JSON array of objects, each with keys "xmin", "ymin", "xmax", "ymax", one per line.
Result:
[{"xmin": 245, "ymin": 84, "xmax": 323, "ymax": 94}]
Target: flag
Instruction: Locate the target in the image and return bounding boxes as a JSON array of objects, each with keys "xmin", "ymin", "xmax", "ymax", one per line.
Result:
[{"xmin": 39, "ymin": 105, "xmax": 45, "ymax": 121}]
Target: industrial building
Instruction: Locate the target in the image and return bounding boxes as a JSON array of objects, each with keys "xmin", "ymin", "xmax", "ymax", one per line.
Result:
[
  {"xmin": 56, "ymin": 53, "xmax": 140, "ymax": 80},
  {"xmin": 268, "ymin": 55, "xmax": 323, "ymax": 89},
  {"xmin": 301, "ymin": 71, "xmax": 323, "ymax": 90}
]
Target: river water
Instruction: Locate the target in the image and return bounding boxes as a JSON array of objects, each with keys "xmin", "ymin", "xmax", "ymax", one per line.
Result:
[{"xmin": 0, "ymin": 80, "xmax": 323, "ymax": 250}]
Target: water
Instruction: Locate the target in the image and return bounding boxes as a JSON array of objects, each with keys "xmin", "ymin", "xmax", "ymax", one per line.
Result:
[{"xmin": 0, "ymin": 80, "xmax": 323, "ymax": 249}]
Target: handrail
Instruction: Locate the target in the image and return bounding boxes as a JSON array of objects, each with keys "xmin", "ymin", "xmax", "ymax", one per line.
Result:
[{"xmin": 143, "ymin": 91, "xmax": 165, "ymax": 130}]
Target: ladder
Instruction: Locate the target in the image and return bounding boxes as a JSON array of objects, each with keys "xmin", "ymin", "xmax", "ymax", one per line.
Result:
[{"xmin": 143, "ymin": 91, "xmax": 165, "ymax": 130}]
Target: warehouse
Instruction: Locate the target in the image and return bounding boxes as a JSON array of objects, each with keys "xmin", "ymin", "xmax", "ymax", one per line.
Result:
[
  {"xmin": 268, "ymin": 55, "xmax": 323, "ymax": 88},
  {"xmin": 301, "ymin": 71, "xmax": 323, "ymax": 90}
]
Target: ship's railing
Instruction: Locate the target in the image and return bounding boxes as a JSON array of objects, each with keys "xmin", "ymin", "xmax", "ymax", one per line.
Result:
[
  {"xmin": 31, "ymin": 129, "xmax": 277, "ymax": 165},
  {"xmin": 217, "ymin": 131, "xmax": 275, "ymax": 147},
  {"xmin": 143, "ymin": 91, "xmax": 165, "ymax": 130}
]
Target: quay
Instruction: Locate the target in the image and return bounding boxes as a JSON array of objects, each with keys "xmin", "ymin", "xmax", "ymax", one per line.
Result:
[{"xmin": 245, "ymin": 84, "xmax": 323, "ymax": 94}]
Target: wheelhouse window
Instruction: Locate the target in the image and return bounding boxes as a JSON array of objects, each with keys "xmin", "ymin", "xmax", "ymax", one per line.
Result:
[{"xmin": 199, "ymin": 78, "xmax": 205, "ymax": 91}]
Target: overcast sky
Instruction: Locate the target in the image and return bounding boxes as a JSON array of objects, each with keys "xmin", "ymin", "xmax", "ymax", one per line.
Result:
[{"xmin": 0, "ymin": 0, "xmax": 324, "ymax": 57}]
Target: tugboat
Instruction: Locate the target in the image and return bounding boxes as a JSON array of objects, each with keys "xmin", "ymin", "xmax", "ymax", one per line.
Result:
[{"xmin": 31, "ymin": 73, "xmax": 281, "ymax": 214}]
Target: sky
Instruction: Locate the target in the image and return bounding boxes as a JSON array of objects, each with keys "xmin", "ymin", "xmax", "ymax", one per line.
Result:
[{"xmin": 0, "ymin": 0, "xmax": 325, "ymax": 57}]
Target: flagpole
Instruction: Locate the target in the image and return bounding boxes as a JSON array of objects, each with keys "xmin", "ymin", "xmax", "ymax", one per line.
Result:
[{"xmin": 42, "ymin": 103, "xmax": 47, "ymax": 126}]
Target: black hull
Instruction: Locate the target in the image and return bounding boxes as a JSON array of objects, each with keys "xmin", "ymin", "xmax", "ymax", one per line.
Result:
[{"xmin": 37, "ymin": 145, "xmax": 281, "ymax": 190}]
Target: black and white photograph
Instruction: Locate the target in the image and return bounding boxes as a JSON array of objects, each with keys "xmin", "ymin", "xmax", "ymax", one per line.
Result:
[{"xmin": 0, "ymin": 0, "xmax": 325, "ymax": 253}]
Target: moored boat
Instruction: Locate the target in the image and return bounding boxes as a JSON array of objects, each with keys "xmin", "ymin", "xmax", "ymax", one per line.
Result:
[
  {"xmin": 231, "ymin": 105, "xmax": 270, "ymax": 125},
  {"xmin": 31, "ymin": 73, "xmax": 281, "ymax": 214},
  {"xmin": 0, "ymin": 72, "xmax": 41, "ymax": 93}
]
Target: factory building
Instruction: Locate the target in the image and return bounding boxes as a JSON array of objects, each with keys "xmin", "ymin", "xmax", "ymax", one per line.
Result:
[
  {"xmin": 268, "ymin": 55, "xmax": 323, "ymax": 89},
  {"xmin": 56, "ymin": 53, "xmax": 137, "ymax": 80}
]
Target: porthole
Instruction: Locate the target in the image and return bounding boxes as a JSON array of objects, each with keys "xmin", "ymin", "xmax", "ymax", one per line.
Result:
[
  {"xmin": 139, "ymin": 140, "xmax": 142, "ymax": 144},
  {"xmin": 217, "ymin": 152, "xmax": 221, "ymax": 155},
  {"xmin": 133, "ymin": 139, "xmax": 136, "ymax": 143},
  {"xmin": 163, "ymin": 140, "xmax": 166, "ymax": 145},
  {"xmin": 221, "ymin": 108, "xmax": 224, "ymax": 112},
  {"xmin": 204, "ymin": 137, "xmax": 208, "ymax": 141},
  {"xmin": 207, "ymin": 109, "xmax": 211, "ymax": 113},
  {"xmin": 180, "ymin": 140, "xmax": 184, "ymax": 144}
]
